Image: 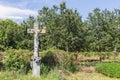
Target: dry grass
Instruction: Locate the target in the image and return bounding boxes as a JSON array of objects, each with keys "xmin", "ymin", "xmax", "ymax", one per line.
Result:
[
  {"xmin": 67, "ymin": 71, "xmax": 119, "ymax": 80},
  {"xmin": 67, "ymin": 53, "xmax": 120, "ymax": 80}
]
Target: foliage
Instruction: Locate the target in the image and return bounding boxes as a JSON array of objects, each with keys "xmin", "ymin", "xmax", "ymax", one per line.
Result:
[
  {"xmin": 0, "ymin": 69, "xmax": 66, "ymax": 80},
  {"xmin": 67, "ymin": 61, "xmax": 76, "ymax": 73},
  {"xmin": 0, "ymin": 2, "xmax": 120, "ymax": 52},
  {"xmin": 17, "ymin": 16, "xmax": 35, "ymax": 50},
  {"xmin": 41, "ymin": 48, "xmax": 69, "ymax": 66},
  {"xmin": 1, "ymin": 2, "xmax": 120, "ymax": 80},
  {"xmin": 86, "ymin": 8, "xmax": 120, "ymax": 52},
  {"xmin": 40, "ymin": 63, "xmax": 50, "ymax": 75},
  {"xmin": 38, "ymin": 2, "xmax": 83, "ymax": 52},
  {"xmin": 96, "ymin": 62, "xmax": 120, "ymax": 78},
  {"xmin": 43, "ymin": 69, "xmax": 66, "ymax": 80},
  {"xmin": 3, "ymin": 49, "xmax": 32, "ymax": 74},
  {"xmin": 40, "ymin": 48, "xmax": 76, "ymax": 73},
  {"xmin": 0, "ymin": 71, "xmax": 15, "ymax": 80},
  {"xmin": 0, "ymin": 19, "xmax": 20, "ymax": 50}
]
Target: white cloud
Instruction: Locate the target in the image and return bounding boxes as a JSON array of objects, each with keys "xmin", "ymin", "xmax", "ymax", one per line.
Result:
[
  {"xmin": 0, "ymin": 16, "xmax": 23, "ymax": 19},
  {"xmin": 0, "ymin": 5, "xmax": 38, "ymax": 20}
]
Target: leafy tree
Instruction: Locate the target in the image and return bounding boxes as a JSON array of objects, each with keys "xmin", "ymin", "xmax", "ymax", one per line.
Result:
[
  {"xmin": 37, "ymin": 2, "xmax": 83, "ymax": 52},
  {"xmin": 17, "ymin": 16, "xmax": 35, "ymax": 50},
  {"xmin": 86, "ymin": 8, "xmax": 120, "ymax": 52},
  {"xmin": 0, "ymin": 19, "xmax": 20, "ymax": 50},
  {"xmin": 0, "ymin": 2, "xmax": 119, "ymax": 52}
]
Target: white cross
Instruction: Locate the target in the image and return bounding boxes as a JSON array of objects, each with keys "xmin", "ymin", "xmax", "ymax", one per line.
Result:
[{"xmin": 27, "ymin": 21, "xmax": 46, "ymax": 77}]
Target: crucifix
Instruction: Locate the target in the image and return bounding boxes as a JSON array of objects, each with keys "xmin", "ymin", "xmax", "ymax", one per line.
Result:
[{"xmin": 27, "ymin": 21, "xmax": 46, "ymax": 77}]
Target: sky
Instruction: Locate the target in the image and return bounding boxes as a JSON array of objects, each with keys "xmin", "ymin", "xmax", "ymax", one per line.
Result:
[{"xmin": 0, "ymin": 0, "xmax": 120, "ymax": 23}]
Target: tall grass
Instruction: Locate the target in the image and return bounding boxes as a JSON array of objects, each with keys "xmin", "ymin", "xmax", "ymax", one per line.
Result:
[{"xmin": 0, "ymin": 69, "xmax": 66, "ymax": 80}]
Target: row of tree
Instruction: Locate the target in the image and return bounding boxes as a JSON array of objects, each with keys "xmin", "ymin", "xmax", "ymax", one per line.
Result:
[{"xmin": 0, "ymin": 2, "xmax": 120, "ymax": 52}]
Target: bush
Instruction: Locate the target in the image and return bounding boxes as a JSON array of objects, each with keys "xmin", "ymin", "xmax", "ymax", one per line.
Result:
[
  {"xmin": 40, "ymin": 63, "xmax": 50, "ymax": 75},
  {"xmin": 3, "ymin": 49, "xmax": 32, "ymax": 74},
  {"xmin": 0, "ymin": 52, "xmax": 4, "ymax": 70},
  {"xmin": 96, "ymin": 62, "xmax": 120, "ymax": 78},
  {"xmin": 41, "ymin": 48, "xmax": 69, "ymax": 67},
  {"xmin": 67, "ymin": 61, "xmax": 76, "ymax": 73},
  {"xmin": 0, "ymin": 45, "xmax": 6, "ymax": 51},
  {"xmin": 40, "ymin": 48, "xmax": 76, "ymax": 73}
]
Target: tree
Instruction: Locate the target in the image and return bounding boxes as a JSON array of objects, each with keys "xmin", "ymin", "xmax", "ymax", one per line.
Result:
[
  {"xmin": 0, "ymin": 19, "xmax": 20, "ymax": 50},
  {"xmin": 18, "ymin": 16, "xmax": 35, "ymax": 50},
  {"xmin": 37, "ymin": 2, "xmax": 83, "ymax": 52},
  {"xmin": 86, "ymin": 8, "xmax": 120, "ymax": 52}
]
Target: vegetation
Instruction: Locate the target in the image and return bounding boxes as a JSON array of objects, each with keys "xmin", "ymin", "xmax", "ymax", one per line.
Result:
[
  {"xmin": 4, "ymin": 49, "xmax": 32, "ymax": 74},
  {"xmin": 40, "ymin": 48, "xmax": 73, "ymax": 72},
  {"xmin": 0, "ymin": 69, "xmax": 62, "ymax": 80},
  {"xmin": 0, "ymin": 2, "xmax": 120, "ymax": 52},
  {"xmin": 0, "ymin": 2, "xmax": 120, "ymax": 80},
  {"xmin": 96, "ymin": 62, "xmax": 120, "ymax": 78}
]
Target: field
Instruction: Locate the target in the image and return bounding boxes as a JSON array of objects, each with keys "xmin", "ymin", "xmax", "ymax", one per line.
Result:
[
  {"xmin": 67, "ymin": 72, "xmax": 119, "ymax": 80},
  {"xmin": 0, "ymin": 50, "xmax": 120, "ymax": 80},
  {"xmin": 0, "ymin": 68, "xmax": 119, "ymax": 80}
]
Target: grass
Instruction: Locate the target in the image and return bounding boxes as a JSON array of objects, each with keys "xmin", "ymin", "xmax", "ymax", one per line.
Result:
[
  {"xmin": 96, "ymin": 62, "xmax": 120, "ymax": 78},
  {"xmin": 1, "ymin": 50, "xmax": 120, "ymax": 80},
  {"xmin": 0, "ymin": 69, "xmax": 119, "ymax": 80},
  {"xmin": 0, "ymin": 69, "xmax": 61, "ymax": 80},
  {"xmin": 0, "ymin": 71, "xmax": 40, "ymax": 80},
  {"xmin": 66, "ymin": 71, "xmax": 119, "ymax": 80}
]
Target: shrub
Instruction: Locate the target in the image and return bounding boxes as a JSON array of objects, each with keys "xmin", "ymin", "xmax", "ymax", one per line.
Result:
[
  {"xmin": 40, "ymin": 63, "xmax": 50, "ymax": 75},
  {"xmin": 40, "ymin": 48, "xmax": 76, "ymax": 73},
  {"xmin": 96, "ymin": 62, "xmax": 120, "ymax": 78},
  {"xmin": 41, "ymin": 48, "xmax": 69, "ymax": 67},
  {"xmin": 67, "ymin": 61, "xmax": 76, "ymax": 73},
  {"xmin": 0, "ymin": 52, "xmax": 4, "ymax": 70},
  {"xmin": 3, "ymin": 49, "xmax": 32, "ymax": 74},
  {"xmin": 0, "ymin": 45, "xmax": 6, "ymax": 51}
]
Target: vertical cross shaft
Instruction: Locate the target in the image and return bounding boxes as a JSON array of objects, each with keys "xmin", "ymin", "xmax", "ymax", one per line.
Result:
[
  {"xmin": 33, "ymin": 22, "xmax": 40, "ymax": 77},
  {"xmin": 34, "ymin": 22, "xmax": 39, "ymax": 57}
]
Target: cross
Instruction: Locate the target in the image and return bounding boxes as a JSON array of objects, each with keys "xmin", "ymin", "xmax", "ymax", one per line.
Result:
[{"xmin": 27, "ymin": 21, "xmax": 46, "ymax": 77}]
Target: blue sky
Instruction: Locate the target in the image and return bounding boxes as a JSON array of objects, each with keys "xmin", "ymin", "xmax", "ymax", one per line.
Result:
[{"xmin": 0, "ymin": 0, "xmax": 120, "ymax": 22}]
